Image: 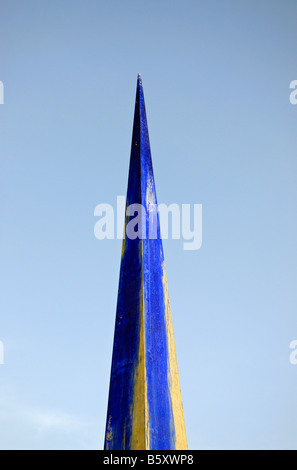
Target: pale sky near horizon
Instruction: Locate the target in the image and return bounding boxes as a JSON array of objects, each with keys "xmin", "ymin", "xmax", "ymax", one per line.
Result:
[{"xmin": 1, "ymin": 0, "xmax": 297, "ymax": 449}]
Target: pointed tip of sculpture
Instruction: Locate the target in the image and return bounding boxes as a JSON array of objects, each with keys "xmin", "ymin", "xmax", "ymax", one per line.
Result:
[{"xmin": 137, "ymin": 73, "xmax": 142, "ymax": 84}]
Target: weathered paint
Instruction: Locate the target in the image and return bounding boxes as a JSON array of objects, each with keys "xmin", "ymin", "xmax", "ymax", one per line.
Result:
[{"xmin": 104, "ymin": 75, "xmax": 187, "ymax": 450}]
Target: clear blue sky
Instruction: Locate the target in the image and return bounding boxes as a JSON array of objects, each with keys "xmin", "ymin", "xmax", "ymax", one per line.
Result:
[{"xmin": 1, "ymin": 0, "xmax": 297, "ymax": 449}]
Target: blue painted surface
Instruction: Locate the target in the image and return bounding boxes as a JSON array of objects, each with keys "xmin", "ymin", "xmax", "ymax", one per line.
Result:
[
  {"xmin": 138, "ymin": 76, "xmax": 175, "ymax": 450},
  {"xmin": 104, "ymin": 76, "xmax": 187, "ymax": 450},
  {"xmin": 104, "ymin": 76, "xmax": 143, "ymax": 450}
]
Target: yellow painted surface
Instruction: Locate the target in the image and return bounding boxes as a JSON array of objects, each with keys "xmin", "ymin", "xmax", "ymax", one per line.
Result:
[
  {"xmin": 130, "ymin": 240, "xmax": 149, "ymax": 449},
  {"xmin": 105, "ymin": 414, "xmax": 113, "ymax": 450},
  {"xmin": 162, "ymin": 260, "xmax": 188, "ymax": 450}
]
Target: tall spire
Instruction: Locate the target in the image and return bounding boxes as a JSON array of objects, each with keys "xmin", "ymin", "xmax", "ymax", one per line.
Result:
[{"xmin": 104, "ymin": 75, "xmax": 187, "ymax": 450}]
